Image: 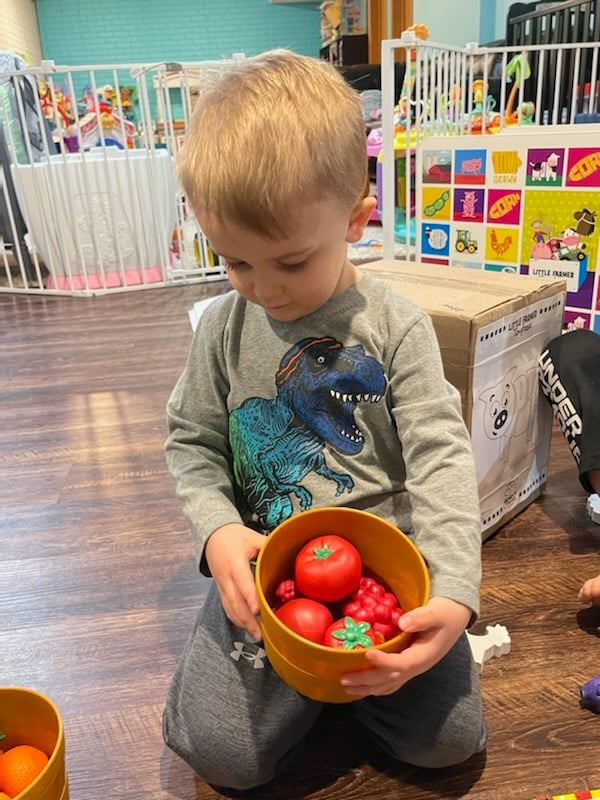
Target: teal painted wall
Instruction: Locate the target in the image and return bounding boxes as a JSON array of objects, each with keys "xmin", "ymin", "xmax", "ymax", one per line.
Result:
[
  {"xmin": 37, "ymin": 0, "xmax": 320, "ymax": 65},
  {"xmin": 495, "ymin": 0, "xmax": 516, "ymax": 41},
  {"xmin": 413, "ymin": 0, "xmax": 511, "ymax": 47},
  {"xmin": 413, "ymin": 0, "xmax": 480, "ymax": 47},
  {"xmin": 480, "ymin": 0, "xmax": 498, "ymax": 43}
]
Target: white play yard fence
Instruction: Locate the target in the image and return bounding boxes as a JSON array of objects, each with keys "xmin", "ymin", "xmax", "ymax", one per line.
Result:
[
  {"xmin": 0, "ymin": 29, "xmax": 598, "ymax": 295},
  {"xmin": 0, "ymin": 57, "xmax": 240, "ymax": 295}
]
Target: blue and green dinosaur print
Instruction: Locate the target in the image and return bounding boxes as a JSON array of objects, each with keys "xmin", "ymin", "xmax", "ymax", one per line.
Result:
[{"xmin": 229, "ymin": 336, "xmax": 387, "ymax": 530}]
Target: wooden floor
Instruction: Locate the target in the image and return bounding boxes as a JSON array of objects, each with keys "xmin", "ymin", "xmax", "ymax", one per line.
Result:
[{"xmin": 2, "ymin": 282, "xmax": 600, "ymax": 800}]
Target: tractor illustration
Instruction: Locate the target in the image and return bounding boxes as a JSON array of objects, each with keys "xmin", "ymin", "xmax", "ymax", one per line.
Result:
[{"xmin": 455, "ymin": 229, "xmax": 478, "ymax": 254}]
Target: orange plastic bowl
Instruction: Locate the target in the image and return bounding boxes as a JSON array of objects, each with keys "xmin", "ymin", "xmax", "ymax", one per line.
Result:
[
  {"xmin": 255, "ymin": 507, "xmax": 430, "ymax": 703},
  {"xmin": 0, "ymin": 687, "xmax": 69, "ymax": 800}
]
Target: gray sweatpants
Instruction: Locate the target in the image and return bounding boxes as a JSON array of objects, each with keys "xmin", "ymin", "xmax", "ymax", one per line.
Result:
[{"xmin": 163, "ymin": 583, "xmax": 487, "ymax": 791}]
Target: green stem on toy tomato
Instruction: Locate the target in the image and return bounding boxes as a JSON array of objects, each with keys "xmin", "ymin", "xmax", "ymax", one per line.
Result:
[
  {"xmin": 312, "ymin": 544, "xmax": 334, "ymax": 560},
  {"xmin": 331, "ymin": 617, "xmax": 374, "ymax": 649}
]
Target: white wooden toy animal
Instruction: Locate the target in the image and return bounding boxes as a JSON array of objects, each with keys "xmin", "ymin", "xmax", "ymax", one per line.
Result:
[
  {"xmin": 587, "ymin": 494, "xmax": 600, "ymax": 525},
  {"xmin": 466, "ymin": 624, "xmax": 511, "ymax": 673}
]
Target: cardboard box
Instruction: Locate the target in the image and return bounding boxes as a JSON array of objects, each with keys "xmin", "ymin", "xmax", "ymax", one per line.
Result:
[{"xmin": 362, "ymin": 260, "xmax": 566, "ymax": 538}]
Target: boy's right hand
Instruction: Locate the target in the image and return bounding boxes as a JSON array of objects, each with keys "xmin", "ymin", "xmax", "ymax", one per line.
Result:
[
  {"xmin": 578, "ymin": 574, "xmax": 600, "ymax": 606},
  {"xmin": 205, "ymin": 522, "xmax": 266, "ymax": 640}
]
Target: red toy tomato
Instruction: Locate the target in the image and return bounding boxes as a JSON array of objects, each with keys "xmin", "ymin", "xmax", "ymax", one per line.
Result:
[
  {"xmin": 323, "ymin": 616, "xmax": 384, "ymax": 649},
  {"xmin": 295, "ymin": 535, "xmax": 362, "ymax": 602},
  {"xmin": 275, "ymin": 598, "xmax": 334, "ymax": 643}
]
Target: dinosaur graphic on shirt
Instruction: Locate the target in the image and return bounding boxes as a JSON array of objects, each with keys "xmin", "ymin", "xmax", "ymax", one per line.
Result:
[{"xmin": 229, "ymin": 336, "xmax": 387, "ymax": 530}]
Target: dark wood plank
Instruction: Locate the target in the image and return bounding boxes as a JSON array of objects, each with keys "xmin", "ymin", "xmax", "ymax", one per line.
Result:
[{"xmin": 2, "ymin": 283, "xmax": 600, "ymax": 800}]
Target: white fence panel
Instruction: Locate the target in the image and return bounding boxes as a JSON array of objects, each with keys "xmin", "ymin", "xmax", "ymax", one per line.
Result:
[{"xmin": 0, "ymin": 58, "xmax": 238, "ymax": 295}]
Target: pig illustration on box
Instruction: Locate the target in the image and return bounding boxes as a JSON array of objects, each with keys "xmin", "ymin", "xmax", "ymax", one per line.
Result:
[{"xmin": 478, "ymin": 365, "xmax": 538, "ymax": 464}]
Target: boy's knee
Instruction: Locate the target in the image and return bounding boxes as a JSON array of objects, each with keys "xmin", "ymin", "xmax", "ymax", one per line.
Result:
[
  {"xmin": 163, "ymin": 705, "xmax": 274, "ymax": 790},
  {"xmin": 394, "ymin": 723, "xmax": 487, "ymax": 769}
]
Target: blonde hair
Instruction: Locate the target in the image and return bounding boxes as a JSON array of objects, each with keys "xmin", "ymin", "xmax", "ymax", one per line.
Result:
[{"xmin": 177, "ymin": 49, "xmax": 368, "ymax": 236}]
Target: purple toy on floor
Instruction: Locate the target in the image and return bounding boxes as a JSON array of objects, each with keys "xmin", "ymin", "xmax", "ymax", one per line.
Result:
[{"xmin": 580, "ymin": 674, "xmax": 600, "ymax": 713}]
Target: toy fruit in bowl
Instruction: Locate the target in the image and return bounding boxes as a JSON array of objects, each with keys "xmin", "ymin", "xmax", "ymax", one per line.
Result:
[
  {"xmin": 0, "ymin": 687, "xmax": 68, "ymax": 799},
  {"xmin": 0, "ymin": 744, "xmax": 48, "ymax": 798},
  {"xmin": 255, "ymin": 507, "xmax": 430, "ymax": 703},
  {"xmin": 294, "ymin": 534, "xmax": 362, "ymax": 602},
  {"xmin": 275, "ymin": 599, "xmax": 334, "ymax": 644}
]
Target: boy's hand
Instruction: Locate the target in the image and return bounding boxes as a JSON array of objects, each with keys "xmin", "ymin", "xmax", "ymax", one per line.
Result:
[
  {"xmin": 205, "ymin": 522, "xmax": 266, "ymax": 640},
  {"xmin": 578, "ymin": 574, "xmax": 600, "ymax": 605},
  {"xmin": 340, "ymin": 597, "xmax": 471, "ymax": 698}
]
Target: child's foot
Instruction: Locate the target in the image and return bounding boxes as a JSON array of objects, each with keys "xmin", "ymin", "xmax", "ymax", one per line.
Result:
[{"xmin": 587, "ymin": 494, "xmax": 600, "ymax": 525}]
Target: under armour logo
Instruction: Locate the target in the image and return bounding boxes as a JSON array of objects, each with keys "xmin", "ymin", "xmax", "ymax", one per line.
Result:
[{"xmin": 230, "ymin": 641, "xmax": 267, "ymax": 669}]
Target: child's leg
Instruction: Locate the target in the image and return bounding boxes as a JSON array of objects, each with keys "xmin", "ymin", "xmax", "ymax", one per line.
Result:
[
  {"xmin": 588, "ymin": 469, "xmax": 600, "ymax": 494},
  {"xmin": 539, "ymin": 329, "xmax": 600, "ymax": 493},
  {"xmin": 163, "ymin": 582, "xmax": 323, "ymax": 791},
  {"xmin": 353, "ymin": 633, "xmax": 486, "ymax": 768}
]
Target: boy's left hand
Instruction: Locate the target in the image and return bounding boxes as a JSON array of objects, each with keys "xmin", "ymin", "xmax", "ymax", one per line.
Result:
[{"xmin": 340, "ymin": 597, "xmax": 471, "ymax": 698}]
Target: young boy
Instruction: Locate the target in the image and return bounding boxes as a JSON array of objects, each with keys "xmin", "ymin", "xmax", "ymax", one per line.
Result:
[
  {"xmin": 538, "ymin": 329, "xmax": 600, "ymax": 605},
  {"xmin": 163, "ymin": 50, "xmax": 486, "ymax": 791}
]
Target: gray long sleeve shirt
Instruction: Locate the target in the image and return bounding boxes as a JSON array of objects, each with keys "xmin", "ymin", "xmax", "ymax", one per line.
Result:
[{"xmin": 165, "ymin": 271, "xmax": 482, "ymax": 617}]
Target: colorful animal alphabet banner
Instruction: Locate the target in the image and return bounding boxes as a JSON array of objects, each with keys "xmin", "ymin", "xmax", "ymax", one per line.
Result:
[{"xmin": 416, "ymin": 129, "xmax": 600, "ymax": 332}]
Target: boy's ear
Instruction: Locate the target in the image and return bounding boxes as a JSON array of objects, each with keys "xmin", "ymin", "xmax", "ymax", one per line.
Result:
[{"xmin": 346, "ymin": 197, "xmax": 377, "ymax": 243}]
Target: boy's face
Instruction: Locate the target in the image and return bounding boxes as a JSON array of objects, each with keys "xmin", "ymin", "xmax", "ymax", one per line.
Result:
[{"xmin": 199, "ymin": 197, "xmax": 375, "ymax": 322}]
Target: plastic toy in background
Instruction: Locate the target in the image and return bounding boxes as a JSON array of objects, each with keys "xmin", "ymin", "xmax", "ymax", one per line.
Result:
[
  {"xmin": 171, "ymin": 216, "xmax": 220, "ymax": 272},
  {"xmin": 518, "ymin": 99, "xmax": 535, "ymax": 124},
  {"xmin": 574, "ymin": 79, "xmax": 600, "ymax": 123},
  {"xmin": 38, "ymin": 80, "xmax": 74, "ymax": 129},
  {"xmin": 394, "ymin": 23, "xmax": 429, "ymax": 138},
  {"xmin": 116, "ymin": 85, "xmax": 136, "ymax": 120},
  {"xmin": 468, "ymin": 79, "xmax": 501, "ymax": 134},
  {"xmin": 462, "ymin": 56, "xmax": 534, "ymax": 134},
  {"xmin": 504, "ymin": 52, "xmax": 534, "ymax": 126},
  {"xmin": 320, "ymin": 0, "xmax": 342, "ymax": 55},
  {"xmin": 371, "ymin": 134, "xmax": 417, "ymax": 241},
  {"xmin": 361, "ymin": 88, "xmax": 382, "ymax": 124},
  {"xmin": 580, "ymin": 673, "xmax": 600, "ymax": 713},
  {"xmin": 588, "ymin": 493, "xmax": 600, "ymax": 524},
  {"xmin": 38, "ymin": 79, "xmax": 53, "ymax": 122},
  {"xmin": 532, "ymin": 791, "xmax": 600, "ymax": 799},
  {"xmin": 438, "ymin": 85, "xmax": 463, "ymax": 131},
  {"xmin": 377, "ymin": 152, "xmax": 417, "ymax": 243},
  {"xmin": 62, "ymin": 84, "xmax": 136, "ymax": 152},
  {"xmin": 465, "ymin": 624, "xmax": 511, "ymax": 674}
]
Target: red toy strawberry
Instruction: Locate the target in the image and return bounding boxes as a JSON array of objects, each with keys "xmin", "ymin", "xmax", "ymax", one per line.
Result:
[
  {"xmin": 274, "ymin": 578, "xmax": 297, "ymax": 606},
  {"xmin": 342, "ymin": 577, "xmax": 404, "ymax": 640}
]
